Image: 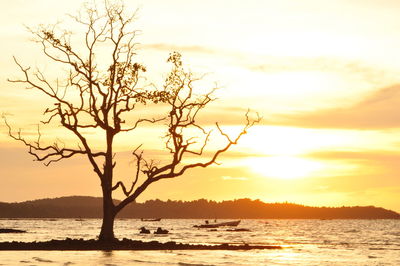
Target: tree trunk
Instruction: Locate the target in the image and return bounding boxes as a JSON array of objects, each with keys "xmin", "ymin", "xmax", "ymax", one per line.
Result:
[
  {"xmin": 98, "ymin": 186, "xmax": 116, "ymax": 242},
  {"xmin": 99, "ymin": 131, "xmax": 117, "ymax": 242}
]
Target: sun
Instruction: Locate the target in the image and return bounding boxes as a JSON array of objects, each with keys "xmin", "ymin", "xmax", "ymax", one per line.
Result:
[{"xmin": 245, "ymin": 156, "xmax": 323, "ymax": 180}]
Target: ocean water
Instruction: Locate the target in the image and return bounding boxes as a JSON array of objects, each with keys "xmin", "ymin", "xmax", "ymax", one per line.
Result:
[{"xmin": 0, "ymin": 219, "xmax": 399, "ymax": 265}]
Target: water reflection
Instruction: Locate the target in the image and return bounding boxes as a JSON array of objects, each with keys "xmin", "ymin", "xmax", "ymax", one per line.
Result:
[
  {"xmin": 101, "ymin": 250, "xmax": 114, "ymax": 258},
  {"xmin": 0, "ymin": 219, "xmax": 399, "ymax": 265}
]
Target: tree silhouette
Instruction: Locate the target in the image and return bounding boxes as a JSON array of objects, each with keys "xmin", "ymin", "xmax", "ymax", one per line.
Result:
[{"xmin": 4, "ymin": 1, "xmax": 259, "ymax": 241}]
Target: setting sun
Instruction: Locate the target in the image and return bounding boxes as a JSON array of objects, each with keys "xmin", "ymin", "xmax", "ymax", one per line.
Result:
[{"xmin": 245, "ymin": 156, "xmax": 323, "ymax": 180}]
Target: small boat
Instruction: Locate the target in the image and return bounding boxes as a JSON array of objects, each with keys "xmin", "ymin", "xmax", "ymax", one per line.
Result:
[
  {"xmin": 140, "ymin": 218, "xmax": 161, "ymax": 222},
  {"xmin": 194, "ymin": 220, "xmax": 241, "ymax": 228},
  {"xmin": 0, "ymin": 228, "xmax": 27, "ymax": 234}
]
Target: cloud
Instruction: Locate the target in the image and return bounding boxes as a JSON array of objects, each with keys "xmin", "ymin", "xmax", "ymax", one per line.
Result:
[
  {"xmin": 141, "ymin": 43, "xmax": 217, "ymax": 55},
  {"xmin": 248, "ymin": 56, "xmax": 392, "ymax": 85},
  {"xmin": 143, "ymin": 44, "xmax": 391, "ymax": 87},
  {"xmin": 305, "ymin": 149, "xmax": 400, "ymax": 187},
  {"xmin": 306, "ymin": 149, "xmax": 400, "ymax": 163},
  {"xmin": 269, "ymin": 84, "xmax": 400, "ymax": 129},
  {"xmin": 221, "ymin": 176, "xmax": 249, "ymax": 181}
]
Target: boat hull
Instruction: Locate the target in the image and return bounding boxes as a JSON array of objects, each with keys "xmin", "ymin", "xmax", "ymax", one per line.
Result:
[{"xmin": 194, "ymin": 220, "xmax": 241, "ymax": 228}]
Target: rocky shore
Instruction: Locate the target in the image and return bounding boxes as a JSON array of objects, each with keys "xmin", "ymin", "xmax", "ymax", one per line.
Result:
[{"xmin": 0, "ymin": 238, "xmax": 282, "ymax": 251}]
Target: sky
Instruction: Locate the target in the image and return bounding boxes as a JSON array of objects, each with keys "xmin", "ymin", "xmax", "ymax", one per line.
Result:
[{"xmin": 1, "ymin": 0, "xmax": 400, "ymax": 212}]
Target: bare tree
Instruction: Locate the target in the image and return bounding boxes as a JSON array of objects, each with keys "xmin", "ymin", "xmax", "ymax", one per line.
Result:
[{"xmin": 4, "ymin": 1, "xmax": 260, "ymax": 241}]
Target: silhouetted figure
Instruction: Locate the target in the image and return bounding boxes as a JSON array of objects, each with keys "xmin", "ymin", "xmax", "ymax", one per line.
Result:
[
  {"xmin": 139, "ymin": 227, "xmax": 150, "ymax": 234},
  {"xmin": 154, "ymin": 227, "xmax": 169, "ymax": 234},
  {"xmin": 205, "ymin": 220, "xmax": 209, "ymax": 224}
]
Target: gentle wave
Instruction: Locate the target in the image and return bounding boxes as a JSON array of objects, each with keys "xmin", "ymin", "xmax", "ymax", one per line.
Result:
[{"xmin": 0, "ymin": 219, "xmax": 399, "ymax": 265}]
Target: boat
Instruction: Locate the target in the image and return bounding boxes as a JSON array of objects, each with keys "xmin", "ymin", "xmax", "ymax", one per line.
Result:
[
  {"xmin": 140, "ymin": 218, "xmax": 161, "ymax": 222},
  {"xmin": 193, "ymin": 220, "xmax": 241, "ymax": 228},
  {"xmin": 0, "ymin": 228, "xmax": 27, "ymax": 234}
]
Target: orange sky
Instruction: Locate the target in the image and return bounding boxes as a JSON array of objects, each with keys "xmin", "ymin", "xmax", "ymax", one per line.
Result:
[{"xmin": 1, "ymin": 0, "xmax": 400, "ymax": 212}]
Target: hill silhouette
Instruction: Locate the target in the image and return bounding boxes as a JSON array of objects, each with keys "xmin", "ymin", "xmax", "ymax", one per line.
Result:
[{"xmin": 0, "ymin": 196, "xmax": 398, "ymax": 219}]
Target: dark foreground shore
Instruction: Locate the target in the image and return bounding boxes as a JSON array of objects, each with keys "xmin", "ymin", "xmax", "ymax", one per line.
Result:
[{"xmin": 0, "ymin": 238, "xmax": 282, "ymax": 251}]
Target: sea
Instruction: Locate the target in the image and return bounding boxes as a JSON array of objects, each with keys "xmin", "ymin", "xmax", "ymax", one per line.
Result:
[{"xmin": 0, "ymin": 219, "xmax": 399, "ymax": 265}]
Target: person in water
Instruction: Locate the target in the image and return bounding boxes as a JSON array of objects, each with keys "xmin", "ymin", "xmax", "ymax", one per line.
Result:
[
  {"xmin": 154, "ymin": 227, "xmax": 169, "ymax": 234},
  {"xmin": 139, "ymin": 227, "xmax": 150, "ymax": 234}
]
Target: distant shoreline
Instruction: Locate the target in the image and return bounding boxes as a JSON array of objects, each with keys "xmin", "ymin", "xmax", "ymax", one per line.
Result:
[
  {"xmin": 0, "ymin": 196, "xmax": 399, "ymax": 219},
  {"xmin": 0, "ymin": 238, "xmax": 283, "ymax": 251},
  {"xmin": 1, "ymin": 217, "xmax": 399, "ymax": 220}
]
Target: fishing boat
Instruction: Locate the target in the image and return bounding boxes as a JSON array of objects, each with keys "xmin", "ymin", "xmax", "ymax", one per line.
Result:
[
  {"xmin": 140, "ymin": 218, "xmax": 161, "ymax": 222},
  {"xmin": 193, "ymin": 220, "xmax": 241, "ymax": 228}
]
